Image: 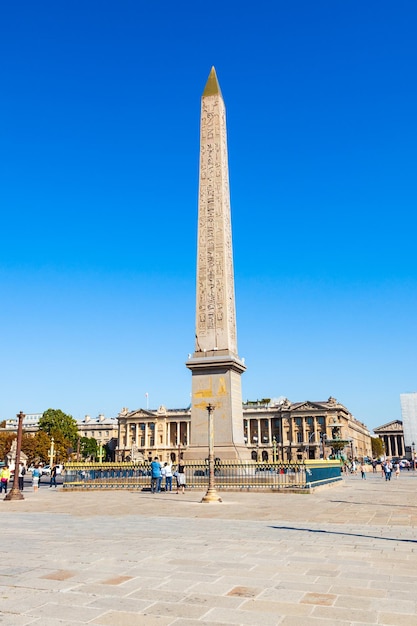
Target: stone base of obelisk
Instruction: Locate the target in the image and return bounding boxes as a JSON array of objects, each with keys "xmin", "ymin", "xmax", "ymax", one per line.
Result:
[
  {"xmin": 185, "ymin": 353, "xmax": 251, "ymax": 461},
  {"xmin": 184, "ymin": 444, "xmax": 251, "ymax": 462}
]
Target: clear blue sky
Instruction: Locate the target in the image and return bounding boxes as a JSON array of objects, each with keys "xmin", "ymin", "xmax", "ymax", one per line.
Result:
[{"xmin": 1, "ymin": 1, "xmax": 416, "ymax": 430}]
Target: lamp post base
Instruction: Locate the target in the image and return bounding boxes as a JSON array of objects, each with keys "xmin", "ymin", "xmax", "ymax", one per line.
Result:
[
  {"xmin": 4, "ymin": 488, "xmax": 24, "ymax": 501},
  {"xmin": 201, "ymin": 487, "xmax": 222, "ymax": 503}
]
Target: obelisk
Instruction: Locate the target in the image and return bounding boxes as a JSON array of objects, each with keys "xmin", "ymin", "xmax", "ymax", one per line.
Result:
[{"xmin": 186, "ymin": 67, "xmax": 249, "ymax": 461}]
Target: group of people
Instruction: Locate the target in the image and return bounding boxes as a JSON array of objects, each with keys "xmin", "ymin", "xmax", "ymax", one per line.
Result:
[
  {"xmin": 0, "ymin": 464, "xmax": 62, "ymax": 495},
  {"xmin": 150, "ymin": 457, "xmax": 186, "ymax": 494},
  {"xmin": 381, "ymin": 460, "xmax": 400, "ymax": 480},
  {"xmin": 0, "ymin": 463, "xmax": 27, "ymax": 493}
]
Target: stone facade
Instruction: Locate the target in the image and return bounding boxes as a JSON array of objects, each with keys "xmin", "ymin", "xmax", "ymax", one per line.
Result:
[
  {"xmin": 78, "ymin": 414, "xmax": 118, "ymax": 457},
  {"xmin": 115, "ymin": 397, "xmax": 372, "ymax": 463},
  {"xmin": 373, "ymin": 420, "xmax": 406, "ymax": 458}
]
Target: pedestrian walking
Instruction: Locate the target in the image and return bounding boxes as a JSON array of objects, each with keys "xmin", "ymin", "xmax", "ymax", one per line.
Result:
[
  {"xmin": 49, "ymin": 465, "xmax": 58, "ymax": 488},
  {"xmin": 385, "ymin": 461, "xmax": 392, "ymax": 481},
  {"xmin": 394, "ymin": 462, "xmax": 400, "ymax": 479},
  {"xmin": 360, "ymin": 463, "xmax": 366, "ymax": 479}
]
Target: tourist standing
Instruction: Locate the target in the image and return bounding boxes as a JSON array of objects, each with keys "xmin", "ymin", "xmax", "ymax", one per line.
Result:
[
  {"xmin": 18, "ymin": 462, "xmax": 26, "ymax": 491},
  {"xmin": 385, "ymin": 461, "xmax": 392, "ymax": 481},
  {"xmin": 0, "ymin": 465, "xmax": 11, "ymax": 493},
  {"xmin": 150, "ymin": 457, "xmax": 162, "ymax": 493},
  {"xmin": 32, "ymin": 465, "xmax": 41, "ymax": 492},
  {"xmin": 394, "ymin": 462, "xmax": 400, "ymax": 479},
  {"xmin": 176, "ymin": 461, "xmax": 186, "ymax": 494},
  {"xmin": 164, "ymin": 462, "xmax": 173, "ymax": 492},
  {"xmin": 360, "ymin": 463, "xmax": 366, "ymax": 479},
  {"xmin": 49, "ymin": 465, "xmax": 58, "ymax": 488}
]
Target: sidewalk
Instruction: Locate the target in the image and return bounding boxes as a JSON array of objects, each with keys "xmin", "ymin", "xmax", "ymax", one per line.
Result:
[{"xmin": 1, "ymin": 472, "xmax": 417, "ymax": 625}]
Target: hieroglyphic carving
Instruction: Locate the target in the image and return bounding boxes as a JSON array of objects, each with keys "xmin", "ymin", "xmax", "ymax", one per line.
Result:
[{"xmin": 195, "ymin": 83, "xmax": 237, "ymax": 354}]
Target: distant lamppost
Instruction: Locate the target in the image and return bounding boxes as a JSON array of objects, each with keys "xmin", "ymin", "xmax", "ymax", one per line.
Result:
[
  {"xmin": 306, "ymin": 431, "xmax": 316, "ymax": 460},
  {"xmin": 412, "ymin": 442, "xmax": 416, "ymax": 470},
  {"xmin": 272, "ymin": 436, "xmax": 277, "ymax": 463},
  {"xmin": 252, "ymin": 435, "xmax": 259, "ymax": 461},
  {"xmin": 201, "ymin": 403, "xmax": 222, "ymax": 503},
  {"xmin": 320, "ymin": 433, "xmax": 327, "ymax": 459},
  {"xmin": 49, "ymin": 436, "xmax": 55, "ymax": 467},
  {"xmin": 4, "ymin": 411, "xmax": 25, "ymax": 501}
]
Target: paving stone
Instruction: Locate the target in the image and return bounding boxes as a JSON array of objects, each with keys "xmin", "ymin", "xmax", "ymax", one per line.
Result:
[
  {"xmin": 203, "ymin": 606, "xmax": 282, "ymax": 625},
  {"xmin": 1, "ymin": 475, "xmax": 417, "ymax": 624},
  {"xmin": 377, "ymin": 614, "xmax": 417, "ymax": 626},
  {"xmin": 91, "ymin": 611, "xmax": 173, "ymax": 625}
]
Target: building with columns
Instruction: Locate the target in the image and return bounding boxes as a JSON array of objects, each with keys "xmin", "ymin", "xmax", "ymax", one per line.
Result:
[
  {"xmin": 116, "ymin": 396, "xmax": 372, "ymax": 463},
  {"xmin": 373, "ymin": 420, "xmax": 406, "ymax": 459}
]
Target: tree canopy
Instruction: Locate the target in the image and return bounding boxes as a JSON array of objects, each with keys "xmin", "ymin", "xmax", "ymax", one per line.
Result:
[
  {"xmin": 0, "ymin": 432, "xmax": 16, "ymax": 460},
  {"xmin": 21, "ymin": 431, "xmax": 51, "ymax": 464},
  {"xmin": 371, "ymin": 436, "xmax": 385, "ymax": 458},
  {"xmin": 80, "ymin": 437, "xmax": 98, "ymax": 460},
  {"xmin": 39, "ymin": 408, "xmax": 78, "ymax": 444}
]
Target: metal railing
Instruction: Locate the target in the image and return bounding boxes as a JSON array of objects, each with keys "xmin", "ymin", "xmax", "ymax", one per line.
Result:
[{"xmin": 62, "ymin": 460, "xmax": 342, "ymax": 491}]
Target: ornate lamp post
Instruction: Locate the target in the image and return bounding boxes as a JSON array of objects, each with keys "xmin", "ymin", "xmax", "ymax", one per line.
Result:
[
  {"xmin": 4, "ymin": 411, "xmax": 25, "ymax": 501},
  {"xmin": 201, "ymin": 403, "xmax": 222, "ymax": 503},
  {"xmin": 272, "ymin": 436, "xmax": 277, "ymax": 463},
  {"xmin": 412, "ymin": 442, "xmax": 415, "ymax": 470},
  {"xmin": 49, "ymin": 436, "xmax": 55, "ymax": 467},
  {"xmin": 320, "ymin": 433, "xmax": 327, "ymax": 459}
]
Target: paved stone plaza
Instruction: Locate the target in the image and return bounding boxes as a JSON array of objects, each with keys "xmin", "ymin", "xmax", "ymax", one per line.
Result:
[{"xmin": 1, "ymin": 472, "xmax": 417, "ymax": 625}]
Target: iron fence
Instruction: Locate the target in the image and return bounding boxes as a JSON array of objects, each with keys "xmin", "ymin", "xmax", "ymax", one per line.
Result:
[{"xmin": 62, "ymin": 459, "xmax": 342, "ymax": 491}]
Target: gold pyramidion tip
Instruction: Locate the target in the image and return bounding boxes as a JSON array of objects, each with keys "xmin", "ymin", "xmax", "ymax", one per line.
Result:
[{"xmin": 203, "ymin": 66, "xmax": 222, "ymax": 98}]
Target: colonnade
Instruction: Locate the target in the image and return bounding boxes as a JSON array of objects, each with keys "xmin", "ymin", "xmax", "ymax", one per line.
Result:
[
  {"xmin": 122, "ymin": 420, "xmax": 190, "ymax": 458},
  {"xmin": 380, "ymin": 433, "xmax": 404, "ymax": 458}
]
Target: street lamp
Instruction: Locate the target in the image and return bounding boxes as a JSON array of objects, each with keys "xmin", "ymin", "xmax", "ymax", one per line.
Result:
[
  {"xmin": 320, "ymin": 433, "xmax": 327, "ymax": 459},
  {"xmin": 201, "ymin": 403, "xmax": 222, "ymax": 503},
  {"xmin": 49, "ymin": 436, "xmax": 55, "ymax": 467},
  {"xmin": 412, "ymin": 442, "xmax": 415, "ymax": 470},
  {"xmin": 4, "ymin": 412, "xmax": 25, "ymax": 501},
  {"xmin": 272, "ymin": 436, "xmax": 277, "ymax": 463},
  {"xmin": 306, "ymin": 431, "xmax": 316, "ymax": 460}
]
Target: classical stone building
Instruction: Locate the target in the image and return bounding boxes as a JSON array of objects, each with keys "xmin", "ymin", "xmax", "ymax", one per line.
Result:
[
  {"xmin": 77, "ymin": 414, "xmax": 119, "ymax": 458},
  {"xmin": 116, "ymin": 397, "xmax": 372, "ymax": 463},
  {"xmin": 373, "ymin": 420, "xmax": 406, "ymax": 458}
]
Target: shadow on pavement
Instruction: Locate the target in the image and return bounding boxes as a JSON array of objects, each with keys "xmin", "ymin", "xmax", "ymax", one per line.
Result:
[{"xmin": 270, "ymin": 524, "xmax": 417, "ymax": 544}]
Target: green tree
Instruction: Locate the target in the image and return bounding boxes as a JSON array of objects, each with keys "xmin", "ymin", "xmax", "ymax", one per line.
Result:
[
  {"xmin": 80, "ymin": 437, "xmax": 98, "ymax": 460},
  {"xmin": 39, "ymin": 409, "xmax": 78, "ymax": 444},
  {"xmin": 371, "ymin": 436, "xmax": 384, "ymax": 458}
]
